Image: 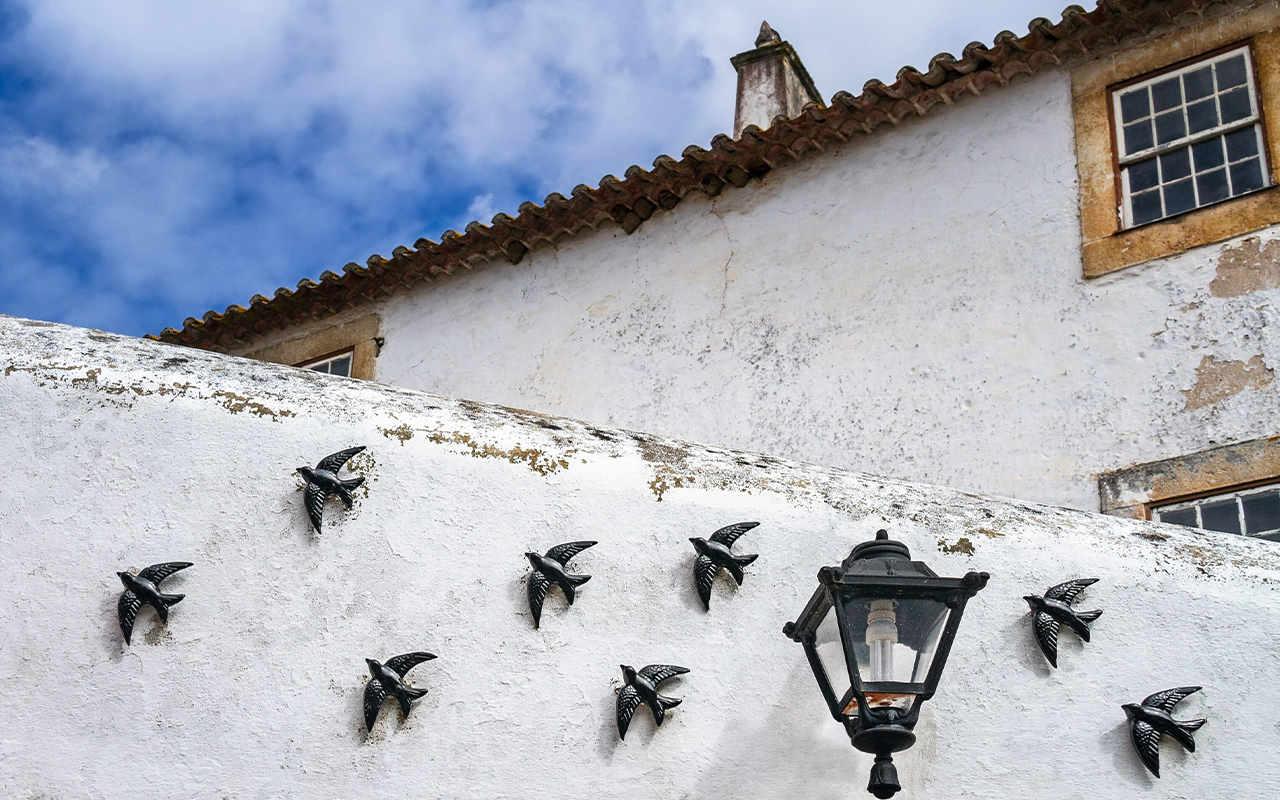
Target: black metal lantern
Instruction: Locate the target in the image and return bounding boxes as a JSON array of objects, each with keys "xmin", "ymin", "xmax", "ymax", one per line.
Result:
[{"xmin": 783, "ymin": 530, "xmax": 988, "ymax": 798}]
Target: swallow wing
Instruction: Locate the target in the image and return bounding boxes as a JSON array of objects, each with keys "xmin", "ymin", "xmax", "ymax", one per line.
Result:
[
  {"xmin": 694, "ymin": 555, "xmax": 717, "ymax": 609},
  {"xmin": 639, "ymin": 664, "xmax": 689, "ymax": 686},
  {"xmin": 138, "ymin": 561, "xmax": 193, "ymax": 585},
  {"xmin": 1044, "ymin": 577, "xmax": 1098, "ymax": 605},
  {"xmin": 546, "ymin": 540, "xmax": 597, "ymax": 566},
  {"xmin": 363, "ymin": 679, "xmax": 388, "ymax": 732},
  {"xmin": 305, "ymin": 483, "xmax": 328, "ymax": 533},
  {"xmin": 117, "ymin": 590, "xmax": 141, "ymax": 645},
  {"xmin": 317, "ymin": 446, "xmax": 365, "ymax": 473},
  {"xmin": 1142, "ymin": 686, "xmax": 1201, "ymax": 713},
  {"xmin": 527, "ymin": 570, "xmax": 551, "ymax": 627},
  {"xmin": 709, "ymin": 521, "xmax": 759, "ymax": 547},
  {"xmin": 616, "ymin": 684, "xmax": 642, "ymax": 739},
  {"xmin": 385, "ymin": 652, "xmax": 437, "ymax": 678},
  {"xmin": 1032, "ymin": 611, "xmax": 1060, "ymax": 668},
  {"xmin": 1131, "ymin": 718, "xmax": 1163, "ymax": 777}
]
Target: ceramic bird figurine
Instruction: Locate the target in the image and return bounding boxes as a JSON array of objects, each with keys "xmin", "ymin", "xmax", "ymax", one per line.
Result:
[
  {"xmin": 1123, "ymin": 686, "xmax": 1206, "ymax": 777},
  {"xmin": 116, "ymin": 562, "xmax": 193, "ymax": 645},
  {"xmin": 616, "ymin": 663, "xmax": 688, "ymax": 739},
  {"xmin": 363, "ymin": 651, "xmax": 437, "ymax": 732},
  {"xmin": 297, "ymin": 446, "xmax": 366, "ymax": 534},
  {"xmin": 1024, "ymin": 577, "xmax": 1103, "ymax": 667},
  {"xmin": 526, "ymin": 541, "xmax": 597, "ymax": 628},
  {"xmin": 690, "ymin": 521, "xmax": 760, "ymax": 609}
]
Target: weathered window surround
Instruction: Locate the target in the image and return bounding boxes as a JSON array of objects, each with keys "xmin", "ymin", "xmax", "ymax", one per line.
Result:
[
  {"xmin": 1074, "ymin": 4, "xmax": 1280, "ymax": 277},
  {"xmin": 1098, "ymin": 434, "xmax": 1280, "ymax": 522},
  {"xmin": 236, "ymin": 314, "xmax": 380, "ymax": 381}
]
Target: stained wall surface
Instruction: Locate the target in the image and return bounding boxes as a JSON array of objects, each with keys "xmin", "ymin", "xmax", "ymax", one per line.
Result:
[
  {"xmin": 243, "ymin": 65, "xmax": 1280, "ymax": 512},
  {"xmin": 3, "ymin": 317, "xmax": 1278, "ymax": 799}
]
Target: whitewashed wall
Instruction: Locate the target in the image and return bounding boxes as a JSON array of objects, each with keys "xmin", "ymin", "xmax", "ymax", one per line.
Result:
[
  {"xmin": 3, "ymin": 317, "xmax": 1278, "ymax": 799},
  {"xmin": 249, "ymin": 67, "xmax": 1280, "ymax": 511}
]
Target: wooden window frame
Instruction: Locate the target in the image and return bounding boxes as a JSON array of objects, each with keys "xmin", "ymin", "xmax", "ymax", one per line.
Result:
[{"xmin": 1073, "ymin": 5, "xmax": 1280, "ymax": 277}]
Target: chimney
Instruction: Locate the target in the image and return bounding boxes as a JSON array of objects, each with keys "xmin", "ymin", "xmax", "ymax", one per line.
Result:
[{"xmin": 730, "ymin": 21, "xmax": 822, "ymax": 138}]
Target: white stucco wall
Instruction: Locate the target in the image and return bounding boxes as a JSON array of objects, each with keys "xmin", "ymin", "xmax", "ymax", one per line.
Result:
[
  {"xmin": 253, "ymin": 66, "xmax": 1280, "ymax": 512},
  {"xmin": 3, "ymin": 317, "xmax": 1278, "ymax": 799}
]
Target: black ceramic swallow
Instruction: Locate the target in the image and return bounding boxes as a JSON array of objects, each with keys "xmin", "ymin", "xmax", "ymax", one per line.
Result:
[
  {"xmin": 116, "ymin": 562, "xmax": 193, "ymax": 645},
  {"xmin": 297, "ymin": 446, "xmax": 366, "ymax": 534},
  {"xmin": 616, "ymin": 664, "xmax": 688, "ymax": 739},
  {"xmin": 690, "ymin": 521, "xmax": 760, "ymax": 610},
  {"xmin": 363, "ymin": 651, "xmax": 437, "ymax": 732},
  {"xmin": 1024, "ymin": 577, "xmax": 1103, "ymax": 667},
  {"xmin": 1123, "ymin": 686, "xmax": 1206, "ymax": 777},
  {"xmin": 526, "ymin": 540, "xmax": 597, "ymax": 628}
]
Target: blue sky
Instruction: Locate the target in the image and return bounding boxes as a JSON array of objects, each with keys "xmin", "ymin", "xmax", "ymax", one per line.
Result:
[{"xmin": 0, "ymin": 0, "xmax": 1067, "ymax": 336}]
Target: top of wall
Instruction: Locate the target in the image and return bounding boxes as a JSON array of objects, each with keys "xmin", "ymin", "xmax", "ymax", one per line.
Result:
[
  {"xmin": 3, "ymin": 314, "xmax": 1279, "ymax": 798},
  {"xmin": 152, "ymin": 0, "xmax": 1241, "ymax": 352}
]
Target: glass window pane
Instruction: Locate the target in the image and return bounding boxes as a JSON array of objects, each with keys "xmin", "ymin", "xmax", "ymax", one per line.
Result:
[
  {"xmin": 1243, "ymin": 492, "xmax": 1280, "ymax": 535},
  {"xmin": 1186, "ymin": 98, "xmax": 1218, "ymax": 134},
  {"xmin": 1159, "ymin": 507, "xmax": 1198, "ymax": 528},
  {"xmin": 1129, "ymin": 158, "xmax": 1159, "ymax": 192},
  {"xmin": 1160, "ymin": 148, "xmax": 1191, "ymax": 180},
  {"xmin": 1151, "ymin": 76, "xmax": 1183, "ymax": 111},
  {"xmin": 1120, "ymin": 88, "xmax": 1151, "ymax": 122},
  {"xmin": 1163, "ymin": 178, "xmax": 1196, "ymax": 215},
  {"xmin": 1155, "ymin": 110, "xmax": 1187, "ymax": 144},
  {"xmin": 1201, "ymin": 499, "xmax": 1242, "ymax": 534},
  {"xmin": 1215, "ymin": 54, "xmax": 1247, "ymax": 90},
  {"xmin": 1230, "ymin": 158, "xmax": 1265, "ymax": 194},
  {"xmin": 1196, "ymin": 169, "xmax": 1229, "ymax": 204},
  {"xmin": 1124, "ymin": 120, "xmax": 1155, "ymax": 154},
  {"xmin": 1225, "ymin": 127, "xmax": 1259, "ymax": 160},
  {"xmin": 1219, "ymin": 87, "xmax": 1252, "ymax": 124},
  {"xmin": 329, "ymin": 356, "xmax": 353, "ymax": 377},
  {"xmin": 1192, "ymin": 137, "xmax": 1225, "ymax": 170},
  {"xmin": 309, "ymin": 362, "xmax": 330, "ymax": 374},
  {"xmin": 814, "ymin": 604, "xmax": 852, "ymax": 704},
  {"xmin": 1131, "ymin": 189, "xmax": 1163, "ymax": 225},
  {"xmin": 1184, "ymin": 66, "xmax": 1214, "ymax": 101}
]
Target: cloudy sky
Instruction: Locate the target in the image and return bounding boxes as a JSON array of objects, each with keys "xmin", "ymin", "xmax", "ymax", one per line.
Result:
[{"xmin": 0, "ymin": 0, "xmax": 1068, "ymax": 336}]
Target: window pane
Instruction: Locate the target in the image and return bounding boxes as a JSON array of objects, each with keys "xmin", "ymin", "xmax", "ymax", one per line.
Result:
[
  {"xmin": 1186, "ymin": 98, "xmax": 1218, "ymax": 134},
  {"xmin": 1215, "ymin": 54, "xmax": 1247, "ymax": 89},
  {"xmin": 1129, "ymin": 158, "xmax": 1159, "ymax": 192},
  {"xmin": 310, "ymin": 362, "xmax": 331, "ymax": 374},
  {"xmin": 1155, "ymin": 110, "xmax": 1187, "ymax": 144},
  {"xmin": 1151, "ymin": 76, "xmax": 1183, "ymax": 111},
  {"xmin": 1192, "ymin": 137, "xmax": 1225, "ymax": 170},
  {"xmin": 1163, "ymin": 178, "xmax": 1196, "ymax": 215},
  {"xmin": 1124, "ymin": 120, "xmax": 1154, "ymax": 153},
  {"xmin": 1160, "ymin": 148, "xmax": 1191, "ymax": 180},
  {"xmin": 1225, "ymin": 127, "xmax": 1259, "ymax": 160},
  {"xmin": 1120, "ymin": 88, "xmax": 1151, "ymax": 122},
  {"xmin": 1131, "ymin": 189, "xmax": 1163, "ymax": 225},
  {"xmin": 1196, "ymin": 168, "xmax": 1229, "ymax": 203},
  {"xmin": 1243, "ymin": 492, "xmax": 1280, "ymax": 535},
  {"xmin": 1219, "ymin": 86, "xmax": 1252, "ymax": 124},
  {"xmin": 1230, "ymin": 158, "xmax": 1265, "ymax": 194},
  {"xmin": 1160, "ymin": 507, "xmax": 1198, "ymax": 528},
  {"xmin": 329, "ymin": 356, "xmax": 353, "ymax": 377},
  {"xmin": 1200, "ymin": 499, "xmax": 1242, "ymax": 534},
  {"xmin": 1184, "ymin": 66, "xmax": 1214, "ymax": 101}
]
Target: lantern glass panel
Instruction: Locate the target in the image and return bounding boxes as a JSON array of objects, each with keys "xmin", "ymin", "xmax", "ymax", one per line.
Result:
[
  {"xmin": 844, "ymin": 596, "xmax": 951, "ymax": 690},
  {"xmin": 814, "ymin": 601, "xmax": 852, "ymax": 702}
]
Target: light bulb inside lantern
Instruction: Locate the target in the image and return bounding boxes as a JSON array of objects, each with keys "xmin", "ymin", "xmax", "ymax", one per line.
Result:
[{"xmin": 865, "ymin": 599, "xmax": 897, "ymax": 682}]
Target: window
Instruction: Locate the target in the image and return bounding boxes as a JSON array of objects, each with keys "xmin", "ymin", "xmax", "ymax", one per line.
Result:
[
  {"xmin": 1113, "ymin": 45, "xmax": 1270, "ymax": 228},
  {"xmin": 1153, "ymin": 483, "xmax": 1280, "ymax": 541},
  {"xmin": 299, "ymin": 350, "xmax": 353, "ymax": 377}
]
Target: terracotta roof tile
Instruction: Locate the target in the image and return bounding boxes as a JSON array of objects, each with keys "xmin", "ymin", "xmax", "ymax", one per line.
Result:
[{"xmin": 155, "ymin": 0, "xmax": 1233, "ymax": 350}]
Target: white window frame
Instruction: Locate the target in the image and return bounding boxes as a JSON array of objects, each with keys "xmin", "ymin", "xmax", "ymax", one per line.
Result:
[
  {"xmin": 1113, "ymin": 44, "xmax": 1271, "ymax": 228},
  {"xmin": 1152, "ymin": 481, "xmax": 1280, "ymax": 540},
  {"xmin": 298, "ymin": 349, "xmax": 354, "ymax": 377}
]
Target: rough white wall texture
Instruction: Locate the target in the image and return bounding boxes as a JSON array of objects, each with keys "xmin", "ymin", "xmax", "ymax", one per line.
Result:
[
  {"xmin": 243, "ymin": 68, "xmax": 1280, "ymax": 512},
  {"xmin": 3, "ymin": 317, "xmax": 1279, "ymax": 799}
]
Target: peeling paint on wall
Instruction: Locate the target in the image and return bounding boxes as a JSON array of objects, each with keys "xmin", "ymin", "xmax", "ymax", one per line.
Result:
[
  {"xmin": 1181, "ymin": 354, "xmax": 1275, "ymax": 410},
  {"xmin": 1211, "ymin": 235, "xmax": 1280, "ymax": 297}
]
